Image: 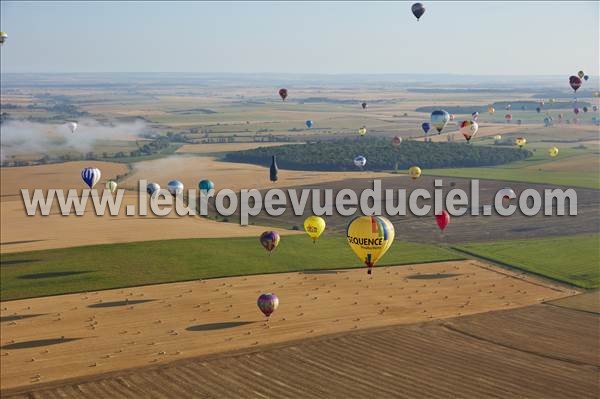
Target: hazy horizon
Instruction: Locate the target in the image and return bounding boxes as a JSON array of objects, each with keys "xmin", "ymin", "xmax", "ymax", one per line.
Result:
[{"xmin": 1, "ymin": 1, "xmax": 598, "ymax": 76}]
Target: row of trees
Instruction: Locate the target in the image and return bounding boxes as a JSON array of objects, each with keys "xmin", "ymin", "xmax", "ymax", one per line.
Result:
[{"xmin": 224, "ymin": 138, "xmax": 531, "ymax": 171}]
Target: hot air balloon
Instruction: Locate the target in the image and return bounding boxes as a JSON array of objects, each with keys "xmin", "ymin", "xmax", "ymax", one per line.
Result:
[
  {"xmin": 81, "ymin": 168, "xmax": 101, "ymax": 189},
  {"xmin": 305, "ymin": 120, "xmax": 313, "ymax": 128},
  {"xmin": 583, "ymin": 106, "xmax": 588, "ymax": 113},
  {"xmin": 435, "ymin": 210, "xmax": 450, "ymax": 231},
  {"xmin": 361, "ymin": 102, "xmax": 367, "ymax": 110},
  {"xmin": 66, "ymin": 122, "xmax": 78, "ymax": 134},
  {"xmin": 471, "ymin": 112, "xmax": 479, "ymax": 121},
  {"xmin": 411, "ymin": 2, "xmax": 426, "ymax": 20},
  {"xmin": 304, "ymin": 216, "xmax": 326, "ymax": 243},
  {"xmin": 105, "ymin": 180, "xmax": 118, "ymax": 194},
  {"xmin": 391, "ymin": 136, "xmax": 402, "ymax": 147},
  {"xmin": 459, "ymin": 120, "xmax": 478, "ymax": 142},
  {"xmin": 573, "ymin": 107, "xmax": 580, "ymax": 115},
  {"xmin": 506, "ymin": 104, "xmax": 512, "ymax": 111},
  {"xmin": 505, "ymin": 114, "xmax": 512, "ymax": 123},
  {"xmin": 346, "ymin": 215, "xmax": 395, "ymax": 274},
  {"xmin": 358, "ymin": 126, "xmax": 367, "ymax": 136},
  {"xmin": 593, "ymin": 106, "xmax": 598, "ymax": 112},
  {"xmin": 493, "ymin": 134, "xmax": 502, "ymax": 143},
  {"xmin": 515, "ymin": 137, "xmax": 526, "ymax": 148},
  {"xmin": 199, "ymin": 179, "xmax": 214, "ymax": 196},
  {"xmin": 431, "ymin": 110, "xmax": 450, "ymax": 134},
  {"xmin": 257, "ymin": 293, "xmax": 279, "ymax": 318},
  {"xmin": 270, "ymin": 155, "xmax": 278, "ymax": 182},
  {"xmin": 0, "ymin": 32, "xmax": 7, "ymax": 46},
  {"xmin": 517, "ymin": 119, "xmax": 522, "ymax": 125},
  {"xmin": 409, "ymin": 166, "xmax": 422, "ymax": 180},
  {"xmin": 536, "ymin": 107, "xmax": 541, "ymax": 113},
  {"xmin": 549, "ymin": 147, "xmax": 559, "ymax": 157},
  {"xmin": 577, "ymin": 70, "xmax": 585, "ymax": 79},
  {"xmin": 167, "ymin": 180, "xmax": 184, "ymax": 196},
  {"xmin": 543, "ymin": 116, "xmax": 553, "ymax": 127},
  {"xmin": 259, "ymin": 231, "xmax": 280, "ymax": 253},
  {"xmin": 147, "ymin": 182, "xmax": 160, "ymax": 195},
  {"xmin": 278, "ymin": 88, "xmax": 288, "ymax": 101},
  {"xmin": 549, "ymin": 98, "xmax": 556, "ymax": 104},
  {"xmin": 584, "ymin": 75, "xmax": 589, "ymax": 81},
  {"xmin": 569, "ymin": 76, "xmax": 582, "ymax": 92},
  {"xmin": 498, "ymin": 188, "xmax": 516, "ymax": 202},
  {"xmin": 421, "ymin": 122, "xmax": 431, "ymax": 134},
  {"xmin": 488, "ymin": 105, "xmax": 495, "ymax": 114},
  {"xmin": 354, "ymin": 155, "xmax": 367, "ymax": 168}
]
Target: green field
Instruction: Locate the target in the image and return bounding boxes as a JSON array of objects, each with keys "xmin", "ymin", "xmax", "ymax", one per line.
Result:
[
  {"xmin": 427, "ymin": 150, "xmax": 600, "ymax": 189},
  {"xmin": 0, "ymin": 235, "xmax": 463, "ymax": 301},
  {"xmin": 454, "ymin": 234, "xmax": 600, "ymax": 289}
]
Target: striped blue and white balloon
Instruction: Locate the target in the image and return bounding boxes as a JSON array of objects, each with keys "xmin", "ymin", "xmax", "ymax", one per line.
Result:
[{"xmin": 81, "ymin": 167, "xmax": 101, "ymax": 189}]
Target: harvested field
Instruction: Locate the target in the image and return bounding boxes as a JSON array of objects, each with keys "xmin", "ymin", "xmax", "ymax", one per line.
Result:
[
  {"xmin": 547, "ymin": 290, "xmax": 600, "ymax": 313},
  {"xmin": 235, "ymin": 175, "xmax": 600, "ymax": 244},
  {"xmin": 0, "ymin": 260, "xmax": 576, "ymax": 392},
  {"xmin": 2, "ymin": 304, "xmax": 596, "ymax": 398}
]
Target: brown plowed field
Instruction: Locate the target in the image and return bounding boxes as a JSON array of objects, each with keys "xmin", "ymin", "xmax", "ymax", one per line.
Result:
[
  {"xmin": 3, "ymin": 304, "xmax": 597, "ymax": 399},
  {"xmin": 0, "ymin": 260, "xmax": 575, "ymax": 392}
]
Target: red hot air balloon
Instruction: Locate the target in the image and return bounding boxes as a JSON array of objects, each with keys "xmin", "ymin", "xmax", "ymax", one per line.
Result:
[
  {"xmin": 257, "ymin": 293, "xmax": 279, "ymax": 318},
  {"xmin": 278, "ymin": 88, "xmax": 288, "ymax": 101},
  {"xmin": 435, "ymin": 211, "xmax": 450, "ymax": 231},
  {"xmin": 569, "ymin": 76, "xmax": 582, "ymax": 92}
]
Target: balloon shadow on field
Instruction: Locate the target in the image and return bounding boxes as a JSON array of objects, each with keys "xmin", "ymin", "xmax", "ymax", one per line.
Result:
[
  {"xmin": 1, "ymin": 314, "xmax": 47, "ymax": 323},
  {"xmin": 0, "ymin": 259, "xmax": 40, "ymax": 266},
  {"xmin": 1, "ymin": 337, "xmax": 82, "ymax": 350},
  {"xmin": 18, "ymin": 271, "xmax": 93, "ymax": 280},
  {"xmin": 406, "ymin": 273, "xmax": 461, "ymax": 280},
  {"xmin": 186, "ymin": 321, "xmax": 255, "ymax": 332},
  {"xmin": 88, "ymin": 299, "xmax": 156, "ymax": 308}
]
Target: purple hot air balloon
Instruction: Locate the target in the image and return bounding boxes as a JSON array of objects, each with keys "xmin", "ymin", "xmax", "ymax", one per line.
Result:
[
  {"xmin": 569, "ymin": 76, "xmax": 582, "ymax": 92},
  {"xmin": 257, "ymin": 293, "xmax": 279, "ymax": 318},
  {"xmin": 573, "ymin": 107, "xmax": 580, "ymax": 115},
  {"xmin": 259, "ymin": 231, "xmax": 280, "ymax": 253}
]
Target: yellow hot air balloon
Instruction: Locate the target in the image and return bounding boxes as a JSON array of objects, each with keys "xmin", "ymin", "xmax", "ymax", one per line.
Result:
[
  {"xmin": 304, "ymin": 216, "xmax": 326, "ymax": 243},
  {"xmin": 358, "ymin": 126, "xmax": 367, "ymax": 136},
  {"xmin": 549, "ymin": 146, "xmax": 559, "ymax": 157},
  {"xmin": 346, "ymin": 215, "xmax": 395, "ymax": 274},
  {"xmin": 493, "ymin": 135, "xmax": 502, "ymax": 142},
  {"xmin": 488, "ymin": 105, "xmax": 495, "ymax": 114},
  {"xmin": 515, "ymin": 137, "xmax": 526, "ymax": 148},
  {"xmin": 105, "ymin": 180, "xmax": 118, "ymax": 193},
  {"xmin": 408, "ymin": 166, "xmax": 422, "ymax": 180}
]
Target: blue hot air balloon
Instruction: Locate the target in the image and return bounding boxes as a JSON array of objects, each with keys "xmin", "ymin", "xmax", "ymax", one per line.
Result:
[
  {"xmin": 81, "ymin": 167, "xmax": 101, "ymax": 189},
  {"xmin": 305, "ymin": 120, "xmax": 313, "ymax": 128},
  {"xmin": 147, "ymin": 182, "xmax": 160, "ymax": 195},
  {"xmin": 421, "ymin": 122, "xmax": 431, "ymax": 134},
  {"xmin": 199, "ymin": 179, "xmax": 215, "ymax": 196},
  {"xmin": 167, "ymin": 180, "xmax": 184, "ymax": 197}
]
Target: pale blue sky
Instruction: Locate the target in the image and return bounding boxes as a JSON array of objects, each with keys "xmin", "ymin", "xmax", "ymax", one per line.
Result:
[{"xmin": 1, "ymin": 1, "xmax": 598, "ymax": 75}]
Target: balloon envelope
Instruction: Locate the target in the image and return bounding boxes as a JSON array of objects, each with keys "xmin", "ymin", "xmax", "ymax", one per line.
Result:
[
  {"xmin": 361, "ymin": 102, "xmax": 367, "ymax": 110},
  {"xmin": 421, "ymin": 122, "xmax": 431, "ymax": 134},
  {"xmin": 81, "ymin": 167, "xmax": 101, "ymax": 189},
  {"xmin": 105, "ymin": 180, "xmax": 118, "ymax": 193},
  {"xmin": 409, "ymin": 166, "xmax": 422, "ymax": 179},
  {"xmin": 391, "ymin": 136, "xmax": 402, "ymax": 147},
  {"xmin": 493, "ymin": 134, "xmax": 502, "ymax": 142},
  {"xmin": 260, "ymin": 231, "xmax": 280, "ymax": 253},
  {"xmin": 66, "ymin": 122, "xmax": 78, "ymax": 133},
  {"xmin": 549, "ymin": 147, "xmax": 559, "ymax": 157},
  {"xmin": 569, "ymin": 76, "xmax": 582, "ymax": 92},
  {"xmin": 257, "ymin": 293, "xmax": 279, "ymax": 317},
  {"xmin": 459, "ymin": 120, "xmax": 478, "ymax": 142},
  {"xmin": 0, "ymin": 31, "xmax": 7, "ymax": 46},
  {"xmin": 436, "ymin": 211, "xmax": 450, "ymax": 231},
  {"xmin": 430, "ymin": 110, "xmax": 450, "ymax": 133},
  {"xmin": 167, "ymin": 180, "xmax": 184, "ymax": 196},
  {"xmin": 578, "ymin": 70, "xmax": 585, "ymax": 79},
  {"xmin": 199, "ymin": 179, "xmax": 214, "ymax": 195},
  {"xmin": 358, "ymin": 126, "xmax": 367, "ymax": 136},
  {"xmin": 147, "ymin": 183, "xmax": 160, "ymax": 195},
  {"xmin": 354, "ymin": 155, "xmax": 367, "ymax": 168},
  {"xmin": 488, "ymin": 105, "xmax": 495, "ymax": 114},
  {"xmin": 411, "ymin": 2, "xmax": 425, "ymax": 20},
  {"xmin": 278, "ymin": 88, "xmax": 288, "ymax": 101},
  {"xmin": 346, "ymin": 215, "xmax": 395, "ymax": 274},
  {"xmin": 515, "ymin": 137, "xmax": 526, "ymax": 148},
  {"xmin": 584, "ymin": 75, "xmax": 589, "ymax": 81},
  {"xmin": 305, "ymin": 120, "xmax": 313, "ymax": 128},
  {"xmin": 304, "ymin": 216, "xmax": 326, "ymax": 243}
]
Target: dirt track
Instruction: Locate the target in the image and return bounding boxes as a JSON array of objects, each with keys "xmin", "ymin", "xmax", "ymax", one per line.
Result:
[
  {"xmin": 0, "ymin": 260, "xmax": 575, "ymax": 392},
  {"xmin": 3, "ymin": 304, "xmax": 596, "ymax": 398}
]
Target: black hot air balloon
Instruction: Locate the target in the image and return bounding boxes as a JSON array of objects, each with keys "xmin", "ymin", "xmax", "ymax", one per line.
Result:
[
  {"xmin": 270, "ymin": 155, "xmax": 279, "ymax": 182},
  {"xmin": 361, "ymin": 102, "xmax": 367, "ymax": 110},
  {"xmin": 278, "ymin": 88, "xmax": 288, "ymax": 101},
  {"xmin": 411, "ymin": 3, "xmax": 425, "ymax": 21}
]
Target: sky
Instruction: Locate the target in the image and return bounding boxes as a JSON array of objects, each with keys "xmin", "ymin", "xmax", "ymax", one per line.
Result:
[{"xmin": 1, "ymin": 1, "xmax": 598, "ymax": 76}]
